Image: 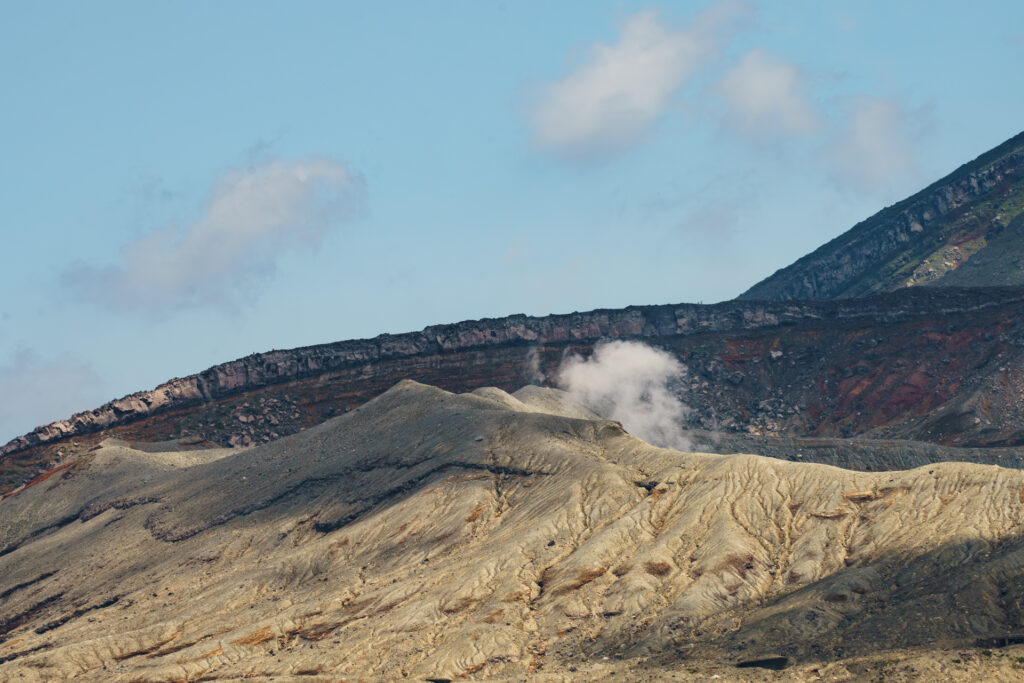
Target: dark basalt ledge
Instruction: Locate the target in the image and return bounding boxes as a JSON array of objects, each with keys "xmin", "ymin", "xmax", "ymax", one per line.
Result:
[{"xmin": 5, "ymin": 285, "xmax": 1024, "ymax": 461}]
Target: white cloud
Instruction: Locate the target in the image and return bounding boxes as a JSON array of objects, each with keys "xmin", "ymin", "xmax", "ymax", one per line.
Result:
[
  {"xmin": 530, "ymin": 2, "xmax": 751, "ymax": 161},
  {"xmin": 558, "ymin": 340, "xmax": 691, "ymax": 450},
  {"xmin": 65, "ymin": 158, "xmax": 365, "ymax": 311},
  {"xmin": 824, "ymin": 97, "xmax": 923, "ymax": 195},
  {"xmin": 717, "ymin": 49, "xmax": 819, "ymax": 138},
  {"xmin": 0, "ymin": 348, "xmax": 104, "ymax": 444}
]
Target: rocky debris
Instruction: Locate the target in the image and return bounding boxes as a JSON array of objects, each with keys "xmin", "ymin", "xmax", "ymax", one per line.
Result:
[{"xmin": 173, "ymin": 396, "xmax": 304, "ymax": 449}]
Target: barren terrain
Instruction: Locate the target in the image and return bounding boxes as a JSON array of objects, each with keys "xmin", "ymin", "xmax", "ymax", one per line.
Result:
[{"xmin": 3, "ymin": 382, "xmax": 1024, "ymax": 680}]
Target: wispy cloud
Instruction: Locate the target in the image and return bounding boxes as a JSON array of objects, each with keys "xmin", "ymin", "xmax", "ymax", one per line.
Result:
[
  {"xmin": 0, "ymin": 348, "xmax": 104, "ymax": 443},
  {"xmin": 123, "ymin": 173, "xmax": 179, "ymax": 207},
  {"xmin": 717, "ymin": 49, "xmax": 819, "ymax": 138},
  {"xmin": 824, "ymin": 97, "xmax": 924, "ymax": 195},
  {"xmin": 676, "ymin": 201, "xmax": 740, "ymax": 243},
  {"xmin": 529, "ymin": 2, "xmax": 751, "ymax": 161},
  {"xmin": 65, "ymin": 158, "xmax": 365, "ymax": 311}
]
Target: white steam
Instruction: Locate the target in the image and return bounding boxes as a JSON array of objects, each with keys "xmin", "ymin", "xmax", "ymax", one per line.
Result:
[
  {"xmin": 526, "ymin": 347, "xmax": 546, "ymax": 384},
  {"xmin": 558, "ymin": 340, "xmax": 691, "ymax": 451}
]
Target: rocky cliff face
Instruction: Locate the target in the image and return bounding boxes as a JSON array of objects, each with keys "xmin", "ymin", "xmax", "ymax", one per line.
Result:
[
  {"xmin": 741, "ymin": 130, "xmax": 1024, "ymax": 301},
  {"xmin": 4, "ymin": 286, "xmax": 1024, "ymax": 493}
]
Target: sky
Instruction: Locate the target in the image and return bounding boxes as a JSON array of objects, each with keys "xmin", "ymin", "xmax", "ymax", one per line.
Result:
[{"xmin": 1, "ymin": 1, "xmax": 1023, "ymax": 444}]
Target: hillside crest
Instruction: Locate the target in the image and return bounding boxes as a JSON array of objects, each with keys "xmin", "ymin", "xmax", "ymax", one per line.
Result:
[{"xmin": 741, "ymin": 130, "xmax": 1024, "ymax": 301}]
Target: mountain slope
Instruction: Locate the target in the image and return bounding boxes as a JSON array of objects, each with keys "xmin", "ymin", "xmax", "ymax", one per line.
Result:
[
  {"xmin": 741, "ymin": 130, "xmax": 1024, "ymax": 301},
  {"xmin": 5, "ymin": 286, "xmax": 1024, "ymax": 495},
  {"xmin": 2, "ymin": 381, "xmax": 1024, "ymax": 680}
]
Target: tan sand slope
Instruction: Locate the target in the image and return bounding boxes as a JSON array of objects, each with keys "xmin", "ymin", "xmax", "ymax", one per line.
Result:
[{"xmin": 2, "ymin": 381, "xmax": 1024, "ymax": 681}]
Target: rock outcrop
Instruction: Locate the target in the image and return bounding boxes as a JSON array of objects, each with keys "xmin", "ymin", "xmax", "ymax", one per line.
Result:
[
  {"xmin": 4, "ymin": 285, "xmax": 1024, "ymax": 494},
  {"xmin": 741, "ymin": 129, "xmax": 1024, "ymax": 300}
]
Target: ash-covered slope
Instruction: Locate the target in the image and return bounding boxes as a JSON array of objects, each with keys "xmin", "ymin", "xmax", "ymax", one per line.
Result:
[
  {"xmin": 741, "ymin": 130, "xmax": 1024, "ymax": 301},
  {"xmin": 3, "ymin": 381, "xmax": 1024, "ymax": 681}
]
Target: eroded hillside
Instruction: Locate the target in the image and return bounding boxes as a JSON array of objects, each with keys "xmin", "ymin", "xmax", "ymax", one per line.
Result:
[{"xmin": 3, "ymin": 381, "xmax": 1024, "ymax": 681}]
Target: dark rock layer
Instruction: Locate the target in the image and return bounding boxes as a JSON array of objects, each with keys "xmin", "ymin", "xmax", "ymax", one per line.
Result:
[{"xmin": 4, "ymin": 286, "xmax": 1024, "ymax": 492}]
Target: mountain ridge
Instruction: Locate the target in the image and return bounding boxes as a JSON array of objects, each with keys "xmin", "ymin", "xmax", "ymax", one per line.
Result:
[
  {"xmin": 741, "ymin": 129, "xmax": 1024, "ymax": 300},
  {"xmin": 7, "ymin": 133, "xmax": 1024, "ymax": 495},
  {"xmin": 4, "ymin": 285, "xmax": 1024, "ymax": 494},
  {"xmin": 7, "ymin": 285, "xmax": 1024, "ymax": 460}
]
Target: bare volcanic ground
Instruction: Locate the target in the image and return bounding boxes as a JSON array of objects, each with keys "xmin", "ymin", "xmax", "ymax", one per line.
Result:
[{"xmin": 2, "ymin": 382, "xmax": 1024, "ymax": 681}]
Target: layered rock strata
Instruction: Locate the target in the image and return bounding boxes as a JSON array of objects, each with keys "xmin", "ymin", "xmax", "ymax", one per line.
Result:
[{"xmin": 4, "ymin": 286, "xmax": 1024, "ymax": 493}]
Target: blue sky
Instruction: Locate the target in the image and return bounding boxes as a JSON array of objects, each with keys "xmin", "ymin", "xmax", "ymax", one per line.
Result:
[{"xmin": 1, "ymin": 0, "xmax": 1022, "ymax": 443}]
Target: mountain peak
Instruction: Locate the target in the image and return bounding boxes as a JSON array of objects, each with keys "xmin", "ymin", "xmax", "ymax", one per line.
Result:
[{"xmin": 740, "ymin": 130, "xmax": 1024, "ymax": 301}]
